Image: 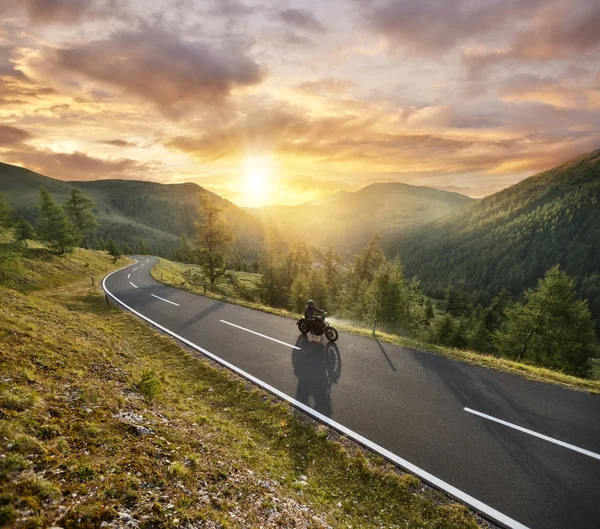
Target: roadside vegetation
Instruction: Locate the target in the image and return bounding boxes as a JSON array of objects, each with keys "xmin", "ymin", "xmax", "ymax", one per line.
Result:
[
  {"xmin": 150, "ymin": 198, "xmax": 599, "ymax": 391},
  {"xmin": 152, "ymin": 256, "xmax": 600, "ymax": 394},
  {"xmin": 0, "ymin": 243, "xmax": 481, "ymax": 528}
]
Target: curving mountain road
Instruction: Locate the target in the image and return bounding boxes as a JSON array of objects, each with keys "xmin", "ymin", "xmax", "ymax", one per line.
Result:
[{"xmin": 103, "ymin": 257, "xmax": 600, "ymax": 529}]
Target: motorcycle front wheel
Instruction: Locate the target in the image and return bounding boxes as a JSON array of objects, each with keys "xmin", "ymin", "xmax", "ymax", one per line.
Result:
[
  {"xmin": 298, "ymin": 321, "xmax": 309, "ymax": 334},
  {"xmin": 325, "ymin": 326, "xmax": 339, "ymax": 342}
]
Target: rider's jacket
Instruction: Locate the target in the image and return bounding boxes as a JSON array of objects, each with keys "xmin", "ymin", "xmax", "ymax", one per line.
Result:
[{"xmin": 304, "ymin": 304, "xmax": 323, "ymax": 318}]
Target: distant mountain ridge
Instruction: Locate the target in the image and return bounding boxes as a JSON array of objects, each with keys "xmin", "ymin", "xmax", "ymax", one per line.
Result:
[
  {"xmin": 0, "ymin": 162, "xmax": 264, "ymax": 258},
  {"xmin": 247, "ymin": 181, "xmax": 474, "ymax": 255},
  {"xmin": 389, "ymin": 149, "xmax": 600, "ymax": 333}
]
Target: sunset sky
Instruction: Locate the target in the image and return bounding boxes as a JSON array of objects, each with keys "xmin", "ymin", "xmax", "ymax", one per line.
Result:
[{"xmin": 1, "ymin": 0, "xmax": 599, "ymax": 207}]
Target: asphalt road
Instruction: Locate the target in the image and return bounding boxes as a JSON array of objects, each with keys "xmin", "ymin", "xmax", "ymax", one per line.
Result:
[{"xmin": 104, "ymin": 257, "xmax": 600, "ymax": 529}]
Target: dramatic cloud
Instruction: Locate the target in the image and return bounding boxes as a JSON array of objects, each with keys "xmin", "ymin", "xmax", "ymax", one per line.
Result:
[
  {"xmin": 274, "ymin": 8, "xmax": 326, "ymax": 34},
  {"xmin": 464, "ymin": 1, "xmax": 600, "ymax": 77},
  {"xmin": 39, "ymin": 27, "xmax": 266, "ymax": 117},
  {"xmin": 2, "ymin": 146, "xmax": 155, "ymax": 181},
  {"xmin": 1, "ymin": 0, "xmax": 599, "ymax": 205},
  {"xmin": 0, "ymin": 0, "xmax": 117, "ymax": 25},
  {"xmin": 0, "ymin": 125, "xmax": 33, "ymax": 146}
]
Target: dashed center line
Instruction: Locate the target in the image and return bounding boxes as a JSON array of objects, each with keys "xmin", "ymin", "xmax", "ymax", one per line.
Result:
[
  {"xmin": 133, "ymin": 267, "xmax": 138, "ymax": 272},
  {"xmin": 127, "ymin": 273, "xmax": 131, "ymax": 279},
  {"xmin": 220, "ymin": 320, "xmax": 300, "ymax": 350},
  {"xmin": 140, "ymin": 263, "xmax": 146, "ymax": 267},
  {"xmin": 464, "ymin": 407, "xmax": 600, "ymax": 461},
  {"xmin": 130, "ymin": 281, "xmax": 138, "ymax": 289},
  {"xmin": 151, "ymin": 294, "xmax": 179, "ymax": 306}
]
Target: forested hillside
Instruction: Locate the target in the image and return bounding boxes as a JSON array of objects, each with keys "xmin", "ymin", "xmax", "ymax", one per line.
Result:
[
  {"xmin": 389, "ymin": 150, "xmax": 600, "ymax": 333},
  {"xmin": 247, "ymin": 183, "xmax": 473, "ymax": 255},
  {"xmin": 0, "ymin": 162, "xmax": 264, "ymax": 258}
]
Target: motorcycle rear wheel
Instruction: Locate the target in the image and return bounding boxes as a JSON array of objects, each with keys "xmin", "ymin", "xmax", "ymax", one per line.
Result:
[{"xmin": 325, "ymin": 326, "xmax": 339, "ymax": 342}]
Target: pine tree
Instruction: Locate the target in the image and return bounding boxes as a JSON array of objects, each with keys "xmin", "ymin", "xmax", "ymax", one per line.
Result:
[
  {"xmin": 136, "ymin": 239, "xmax": 151, "ymax": 255},
  {"xmin": 493, "ymin": 266, "xmax": 597, "ymax": 377},
  {"xmin": 352, "ymin": 233, "xmax": 385, "ymax": 296},
  {"xmin": 178, "ymin": 233, "xmax": 193, "ymax": 263},
  {"xmin": 105, "ymin": 237, "xmax": 121, "ymax": 261},
  {"xmin": 444, "ymin": 280, "xmax": 472, "ymax": 318},
  {"xmin": 196, "ymin": 194, "xmax": 234, "ymax": 288},
  {"xmin": 15, "ymin": 218, "xmax": 35, "ymax": 247},
  {"xmin": 430, "ymin": 313, "xmax": 455, "ymax": 346},
  {"xmin": 259, "ymin": 229, "xmax": 286, "ymax": 306},
  {"xmin": 37, "ymin": 189, "xmax": 78, "ymax": 254},
  {"xmin": 425, "ymin": 299, "xmax": 435, "ymax": 324},
  {"xmin": 365, "ymin": 258, "xmax": 424, "ymax": 335},
  {"xmin": 0, "ymin": 194, "xmax": 11, "ymax": 230},
  {"xmin": 122, "ymin": 242, "xmax": 134, "ymax": 254},
  {"xmin": 63, "ymin": 188, "xmax": 99, "ymax": 246}
]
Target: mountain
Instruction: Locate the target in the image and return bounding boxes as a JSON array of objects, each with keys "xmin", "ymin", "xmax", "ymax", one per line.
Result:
[
  {"xmin": 389, "ymin": 149, "xmax": 600, "ymax": 332},
  {"xmin": 0, "ymin": 162, "xmax": 264, "ymax": 258},
  {"xmin": 247, "ymin": 182, "xmax": 473, "ymax": 255}
]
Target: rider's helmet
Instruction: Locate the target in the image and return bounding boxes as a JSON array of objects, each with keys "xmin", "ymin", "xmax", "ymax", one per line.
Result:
[{"xmin": 307, "ymin": 299, "xmax": 315, "ymax": 307}]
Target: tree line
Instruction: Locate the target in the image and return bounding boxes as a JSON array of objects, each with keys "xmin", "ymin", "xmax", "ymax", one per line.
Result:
[
  {"xmin": 169, "ymin": 202, "xmax": 598, "ymax": 378},
  {"xmin": 0, "ymin": 189, "xmax": 130, "ymax": 261},
  {"xmin": 4, "ymin": 187, "xmax": 597, "ymax": 379}
]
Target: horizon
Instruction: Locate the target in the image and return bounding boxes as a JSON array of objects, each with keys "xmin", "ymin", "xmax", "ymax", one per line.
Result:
[{"xmin": 1, "ymin": 1, "xmax": 599, "ymax": 207}]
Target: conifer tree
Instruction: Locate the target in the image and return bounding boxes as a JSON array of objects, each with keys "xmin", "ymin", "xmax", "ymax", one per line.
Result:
[
  {"xmin": 196, "ymin": 194, "xmax": 234, "ymax": 288},
  {"xmin": 0, "ymin": 194, "xmax": 11, "ymax": 230},
  {"xmin": 63, "ymin": 188, "xmax": 98, "ymax": 246},
  {"xmin": 122, "ymin": 242, "xmax": 134, "ymax": 254},
  {"xmin": 494, "ymin": 266, "xmax": 597, "ymax": 377},
  {"xmin": 105, "ymin": 237, "xmax": 121, "ymax": 261},
  {"xmin": 37, "ymin": 189, "xmax": 78, "ymax": 254},
  {"xmin": 15, "ymin": 218, "xmax": 35, "ymax": 247}
]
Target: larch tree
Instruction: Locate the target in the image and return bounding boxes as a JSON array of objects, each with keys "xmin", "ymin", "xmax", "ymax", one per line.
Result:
[
  {"xmin": 37, "ymin": 188, "xmax": 78, "ymax": 254},
  {"xmin": 493, "ymin": 266, "xmax": 597, "ymax": 377},
  {"xmin": 63, "ymin": 188, "xmax": 99, "ymax": 247},
  {"xmin": 196, "ymin": 193, "xmax": 234, "ymax": 288},
  {"xmin": 15, "ymin": 218, "xmax": 35, "ymax": 247}
]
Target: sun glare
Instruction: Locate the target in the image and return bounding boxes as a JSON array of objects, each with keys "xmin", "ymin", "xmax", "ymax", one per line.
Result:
[{"xmin": 241, "ymin": 156, "xmax": 274, "ymax": 207}]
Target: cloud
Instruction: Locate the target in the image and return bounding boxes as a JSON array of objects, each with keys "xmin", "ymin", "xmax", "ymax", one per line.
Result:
[
  {"xmin": 275, "ymin": 8, "xmax": 326, "ymax": 34},
  {"xmin": 99, "ymin": 139, "xmax": 138, "ymax": 147},
  {"xmin": 0, "ymin": 125, "xmax": 33, "ymax": 146},
  {"xmin": 36, "ymin": 27, "xmax": 266, "ymax": 117},
  {"xmin": 0, "ymin": 0, "xmax": 117, "ymax": 25},
  {"xmin": 499, "ymin": 73, "xmax": 600, "ymax": 109},
  {"xmin": 0, "ymin": 77, "xmax": 57, "ymax": 106},
  {"xmin": 355, "ymin": 0, "xmax": 532, "ymax": 55},
  {"xmin": 2, "ymin": 145, "xmax": 156, "ymax": 181},
  {"xmin": 463, "ymin": 1, "xmax": 600, "ymax": 77},
  {"xmin": 207, "ymin": 0, "xmax": 256, "ymax": 18},
  {"xmin": 293, "ymin": 78, "xmax": 357, "ymax": 95}
]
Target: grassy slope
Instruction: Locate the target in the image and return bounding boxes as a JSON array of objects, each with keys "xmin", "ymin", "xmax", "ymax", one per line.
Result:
[
  {"xmin": 152, "ymin": 258, "xmax": 600, "ymax": 394},
  {"xmin": 0, "ymin": 247, "xmax": 479, "ymax": 529},
  {"xmin": 0, "ymin": 161, "xmax": 264, "ymax": 259}
]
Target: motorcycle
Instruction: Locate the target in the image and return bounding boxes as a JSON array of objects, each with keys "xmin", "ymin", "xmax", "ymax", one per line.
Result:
[{"xmin": 297, "ymin": 312, "xmax": 339, "ymax": 342}]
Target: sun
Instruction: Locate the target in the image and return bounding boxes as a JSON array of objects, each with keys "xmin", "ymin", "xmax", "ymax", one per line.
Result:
[{"xmin": 241, "ymin": 156, "xmax": 274, "ymax": 207}]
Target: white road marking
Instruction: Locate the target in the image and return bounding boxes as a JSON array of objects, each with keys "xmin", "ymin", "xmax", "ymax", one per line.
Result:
[
  {"xmin": 140, "ymin": 263, "xmax": 146, "ymax": 267},
  {"xmin": 220, "ymin": 320, "xmax": 301, "ymax": 350},
  {"xmin": 130, "ymin": 281, "xmax": 138, "ymax": 289},
  {"xmin": 127, "ymin": 273, "xmax": 130, "ymax": 279},
  {"xmin": 133, "ymin": 267, "xmax": 138, "ymax": 272},
  {"xmin": 102, "ymin": 262, "xmax": 528, "ymax": 529},
  {"xmin": 464, "ymin": 407, "xmax": 600, "ymax": 461},
  {"xmin": 151, "ymin": 294, "xmax": 179, "ymax": 306}
]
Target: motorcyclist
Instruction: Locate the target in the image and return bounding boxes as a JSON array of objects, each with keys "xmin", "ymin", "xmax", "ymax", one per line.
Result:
[{"xmin": 304, "ymin": 299, "xmax": 325, "ymax": 333}]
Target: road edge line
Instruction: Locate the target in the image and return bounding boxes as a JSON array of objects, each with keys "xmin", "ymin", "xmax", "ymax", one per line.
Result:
[{"xmin": 102, "ymin": 261, "xmax": 528, "ymax": 529}]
